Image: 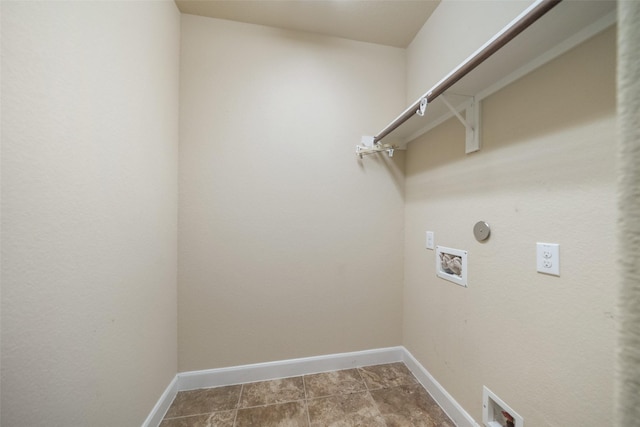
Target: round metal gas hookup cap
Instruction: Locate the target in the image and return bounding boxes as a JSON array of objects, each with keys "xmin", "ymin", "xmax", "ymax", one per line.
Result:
[{"xmin": 473, "ymin": 221, "xmax": 491, "ymax": 242}]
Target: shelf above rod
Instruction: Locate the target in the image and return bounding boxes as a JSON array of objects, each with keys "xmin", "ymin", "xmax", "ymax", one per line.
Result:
[{"xmin": 372, "ymin": 0, "xmax": 562, "ymax": 145}]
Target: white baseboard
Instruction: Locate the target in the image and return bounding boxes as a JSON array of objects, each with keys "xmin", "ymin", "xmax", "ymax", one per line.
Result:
[
  {"xmin": 177, "ymin": 346, "xmax": 405, "ymax": 391},
  {"xmin": 141, "ymin": 375, "xmax": 178, "ymax": 427},
  {"xmin": 143, "ymin": 346, "xmax": 479, "ymax": 427},
  {"xmin": 402, "ymin": 349, "xmax": 481, "ymax": 427}
]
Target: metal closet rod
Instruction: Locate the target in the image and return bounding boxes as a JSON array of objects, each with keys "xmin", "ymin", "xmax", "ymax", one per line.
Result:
[{"xmin": 373, "ymin": 0, "xmax": 563, "ymax": 144}]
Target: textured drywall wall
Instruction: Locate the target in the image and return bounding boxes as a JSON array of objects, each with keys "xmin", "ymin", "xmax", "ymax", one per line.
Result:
[
  {"xmin": 406, "ymin": 0, "xmax": 534, "ymax": 103},
  {"xmin": 0, "ymin": 3, "xmax": 3, "ymax": 422},
  {"xmin": 616, "ymin": 0, "xmax": 640, "ymax": 424},
  {"xmin": 403, "ymin": 27, "xmax": 616, "ymax": 426},
  {"xmin": 178, "ymin": 15, "xmax": 405, "ymax": 371},
  {"xmin": 1, "ymin": 1, "xmax": 180, "ymax": 425}
]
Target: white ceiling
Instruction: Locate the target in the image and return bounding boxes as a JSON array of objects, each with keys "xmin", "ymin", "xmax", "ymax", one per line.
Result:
[{"xmin": 174, "ymin": 0, "xmax": 441, "ymax": 48}]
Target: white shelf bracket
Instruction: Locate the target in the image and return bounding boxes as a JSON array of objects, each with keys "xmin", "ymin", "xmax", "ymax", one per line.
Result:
[
  {"xmin": 465, "ymin": 97, "xmax": 481, "ymax": 154},
  {"xmin": 440, "ymin": 95, "xmax": 482, "ymax": 154},
  {"xmin": 356, "ymin": 135, "xmax": 402, "ymax": 159},
  {"xmin": 355, "ymin": 141, "xmax": 398, "ymax": 159}
]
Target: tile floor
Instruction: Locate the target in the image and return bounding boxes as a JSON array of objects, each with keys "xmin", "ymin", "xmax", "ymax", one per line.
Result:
[{"xmin": 160, "ymin": 362, "xmax": 455, "ymax": 427}]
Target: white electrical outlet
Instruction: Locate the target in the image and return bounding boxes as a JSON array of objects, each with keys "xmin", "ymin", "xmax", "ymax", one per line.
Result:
[
  {"xmin": 536, "ymin": 242, "xmax": 560, "ymax": 276},
  {"xmin": 426, "ymin": 231, "xmax": 434, "ymax": 250}
]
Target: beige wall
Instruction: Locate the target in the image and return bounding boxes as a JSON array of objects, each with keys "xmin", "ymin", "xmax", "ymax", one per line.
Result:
[
  {"xmin": 1, "ymin": 1, "xmax": 180, "ymax": 425},
  {"xmin": 178, "ymin": 15, "xmax": 405, "ymax": 371},
  {"xmin": 0, "ymin": 2, "xmax": 620, "ymax": 426},
  {"xmin": 403, "ymin": 25, "xmax": 616, "ymax": 427}
]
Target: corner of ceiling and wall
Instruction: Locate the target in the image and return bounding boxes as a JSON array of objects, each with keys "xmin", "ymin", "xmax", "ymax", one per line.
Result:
[{"xmin": 173, "ymin": 0, "xmax": 441, "ymax": 48}]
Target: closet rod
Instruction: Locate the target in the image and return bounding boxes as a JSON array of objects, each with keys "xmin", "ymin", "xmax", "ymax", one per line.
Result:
[{"xmin": 373, "ymin": 0, "xmax": 562, "ymax": 144}]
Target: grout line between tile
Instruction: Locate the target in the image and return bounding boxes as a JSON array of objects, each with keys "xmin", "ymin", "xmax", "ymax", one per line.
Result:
[
  {"xmin": 232, "ymin": 384, "xmax": 243, "ymax": 427},
  {"xmin": 162, "ymin": 411, "xmax": 221, "ymax": 420},
  {"xmin": 235, "ymin": 399, "xmax": 307, "ymax": 410},
  {"xmin": 355, "ymin": 366, "xmax": 369, "ymax": 391},
  {"xmin": 358, "ymin": 367, "xmax": 384, "ymax": 426},
  {"xmin": 302, "ymin": 375, "xmax": 312, "ymax": 426}
]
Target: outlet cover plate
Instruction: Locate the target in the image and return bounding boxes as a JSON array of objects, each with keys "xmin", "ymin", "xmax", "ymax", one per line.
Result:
[
  {"xmin": 426, "ymin": 231, "xmax": 434, "ymax": 250},
  {"xmin": 536, "ymin": 242, "xmax": 560, "ymax": 276}
]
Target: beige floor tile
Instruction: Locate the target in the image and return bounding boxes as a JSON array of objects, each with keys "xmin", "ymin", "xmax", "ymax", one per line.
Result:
[
  {"xmin": 304, "ymin": 369, "xmax": 366, "ymax": 399},
  {"xmin": 240, "ymin": 377, "xmax": 305, "ymax": 408},
  {"xmin": 159, "ymin": 411, "xmax": 235, "ymax": 427},
  {"xmin": 359, "ymin": 362, "xmax": 418, "ymax": 390},
  {"xmin": 164, "ymin": 385, "xmax": 241, "ymax": 418},
  {"xmin": 307, "ymin": 391, "xmax": 387, "ymax": 427},
  {"xmin": 235, "ymin": 401, "xmax": 308, "ymax": 427},
  {"xmin": 370, "ymin": 384, "xmax": 455, "ymax": 427}
]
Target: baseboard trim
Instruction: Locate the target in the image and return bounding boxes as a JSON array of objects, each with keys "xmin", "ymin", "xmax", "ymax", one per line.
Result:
[
  {"xmin": 144, "ymin": 346, "xmax": 479, "ymax": 427},
  {"xmin": 177, "ymin": 346, "xmax": 405, "ymax": 391},
  {"xmin": 141, "ymin": 375, "xmax": 178, "ymax": 427},
  {"xmin": 402, "ymin": 349, "xmax": 481, "ymax": 427}
]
